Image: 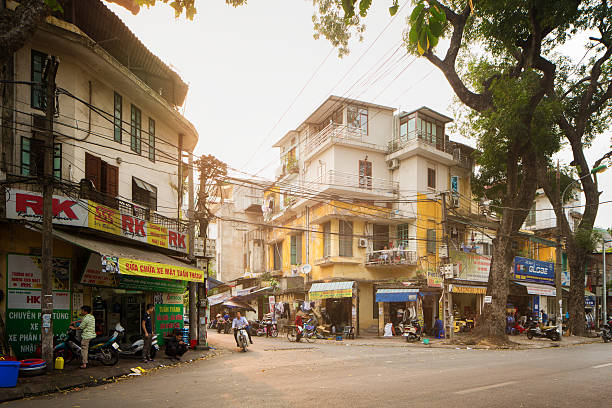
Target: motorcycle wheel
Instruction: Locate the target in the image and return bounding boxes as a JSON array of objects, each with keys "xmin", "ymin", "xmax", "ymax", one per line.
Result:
[
  {"xmin": 552, "ymin": 332, "xmax": 561, "ymax": 341},
  {"xmin": 526, "ymin": 331, "xmax": 533, "ymax": 340},
  {"xmin": 55, "ymin": 348, "xmax": 75, "ymax": 364},
  {"xmin": 217, "ymin": 326, "xmax": 222, "ymax": 334},
  {"xmin": 271, "ymin": 329, "xmax": 279, "ymax": 338},
  {"xmin": 287, "ymin": 328, "xmax": 297, "ymax": 342},
  {"xmin": 100, "ymin": 348, "xmax": 119, "ymax": 366},
  {"xmin": 305, "ymin": 333, "xmax": 315, "ymax": 343}
]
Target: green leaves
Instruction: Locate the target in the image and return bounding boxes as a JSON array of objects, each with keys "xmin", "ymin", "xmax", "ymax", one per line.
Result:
[
  {"xmin": 44, "ymin": 0, "xmax": 63, "ymax": 12},
  {"xmin": 406, "ymin": 0, "xmax": 447, "ymax": 55},
  {"xmin": 342, "ymin": 0, "xmax": 357, "ymax": 19},
  {"xmin": 389, "ymin": 0, "xmax": 399, "ymax": 16},
  {"xmin": 359, "ymin": 0, "xmax": 373, "ymax": 17}
]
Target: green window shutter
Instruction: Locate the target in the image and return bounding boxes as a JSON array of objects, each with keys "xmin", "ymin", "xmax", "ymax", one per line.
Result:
[
  {"xmin": 114, "ymin": 92, "xmax": 122, "ymax": 143},
  {"xmin": 148, "ymin": 118, "xmax": 155, "ymax": 162},
  {"xmin": 31, "ymin": 50, "xmax": 47, "ymax": 110},
  {"xmin": 21, "ymin": 137, "xmax": 31, "ymax": 176},
  {"xmin": 427, "ymin": 229, "xmax": 436, "ymax": 254},
  {"xmin": 53, "ymin": 143, "xmax": 61, "ymax": 180},
  {"xmin": 290, "ymin": 235, "xmax": 297, "ymax": 265}
]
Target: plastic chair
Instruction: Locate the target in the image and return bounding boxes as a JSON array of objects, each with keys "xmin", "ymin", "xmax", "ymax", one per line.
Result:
[{"xmin": 343, "ymin": 326, "xmax": 355, "ymax": 339}]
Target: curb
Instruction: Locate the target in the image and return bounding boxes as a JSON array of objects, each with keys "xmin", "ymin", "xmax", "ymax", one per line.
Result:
[{"xmin": 0, "ymin": 350, "xmax": 220, "ymax": 404}]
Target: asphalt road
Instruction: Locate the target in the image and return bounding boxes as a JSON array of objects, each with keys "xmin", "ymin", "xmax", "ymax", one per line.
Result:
[{"xmin": 5, "ymin": 332, "xmax": 612, "ymax": 408}]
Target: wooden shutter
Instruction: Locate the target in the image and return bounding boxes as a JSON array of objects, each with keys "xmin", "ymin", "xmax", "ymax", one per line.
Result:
[
  {"xmin": 85, "ymin": 153, "xmax": 101, "ymax": 189},
  {"xmin": 105, "ymin": 163, "xmax": 119, "ymax": 197}
]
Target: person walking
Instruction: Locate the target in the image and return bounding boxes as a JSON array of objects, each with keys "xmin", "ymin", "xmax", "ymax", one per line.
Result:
[
  {"xmin": 70, "ymin": 305, "xmax": 95, "ymax": 369},
  {"xmin": 142, "ymin": 304, "xmax": 155, "ymax": 363}
]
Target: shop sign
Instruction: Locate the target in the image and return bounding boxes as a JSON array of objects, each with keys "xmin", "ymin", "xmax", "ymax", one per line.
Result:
[
  {"xmin": 81, "ymin": 254, "xmax": 119, "ymax": 286},
  {"xmin": 5, "ymin": 189, "xmax": 189, "ymax": 254},
  {"xmin": 8, "ymin": 254, "xmax": 70, "ymax": 290},
  {"xmin": 484, "ymin": 296, "xmax": 492, "ymax": 304},
  {"xmin": 309, "ymin": 288, "xmax": 352, "ymax": 300},
  {"xmin": 6, "ymin": 289, "xmax": 70, "ymax": 358},
  {"xmin": 155, "ymin": 296, "xmax": 184, "ymax": 346},
  {"xmin": 585, "ymin": 297, "xmax": 595, "ymax": 308},
  {"xmin": 426, "ymin": 268, "xmax": 443, "ymax": 288},
  {"xmin": 450, "ymin": 250, "xmax": 491, "ymax": 283},
  {"xmin": 120, "ymin": 275, "xmax": 187, "ymax": 293},
  {"xmin": 513, "ymin": 256, "xmax": 555, "ymax": 284},
  {"xmin": 118, "ymin": 258, "xmax": 204, "ymax": 282}
]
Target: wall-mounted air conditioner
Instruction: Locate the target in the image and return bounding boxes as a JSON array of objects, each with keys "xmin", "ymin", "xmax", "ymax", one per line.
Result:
[
  {"xmin": 358, "ymin": 238, "xmax": 368, "ymax": 248},
  {"xmin": 387, "ymin": 158, "xmax": 400, "ymax": 170}
]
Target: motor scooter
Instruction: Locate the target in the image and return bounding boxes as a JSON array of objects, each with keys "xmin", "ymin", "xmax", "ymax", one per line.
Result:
[
  {"xmin": 236, "ymin": 325, "xmax": 249, "ymax": 352},
  {"xmin": 115, "ymin": 324, "xmax": 159, "ymax": 359},
  {"xmin": 601, "ymin": 317, "xmax": 612, "ymax": 343},
  {"xmin": 525, "ymin": 321, "xmax": 560, "ymax": 341},
  {"xmin": 54, "ymin": 324, "xmax": 120, "ymax": 365},
  {"xmin": 403, "ymin": 319, "xmax": 422, "ymax": 342}
]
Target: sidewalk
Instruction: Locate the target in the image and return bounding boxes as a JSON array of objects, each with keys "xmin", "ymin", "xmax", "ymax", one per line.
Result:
[{"xmin": 0, "ymin": 347, "xmax": 219, "ymax": 403}]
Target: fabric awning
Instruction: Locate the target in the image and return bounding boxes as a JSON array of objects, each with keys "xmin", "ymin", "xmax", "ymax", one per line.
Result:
[
  {"xmin": 207, "ymin": 277, "xmax": 225, "ymax": 290},
  {"xmin": 51, "ymin": 228, "xmax": 204, "ymax": 282},
  {"xmin": 451, "ymin": 285, "xmax": 487, "ymax": 294},
  {"xmin": 208, "ymin": 291, "xmax": 231, "ymax": 306},
  {"xmin": 223, "ymin": 299, "xmax": 256, "ymax": 311},
  {"xmin": 376, "ymin": 289, "xmax": 418, "ymax": 302},
  {"xmin": 236, "ymin": 286, "xmax": 257, "ymax": 296},
  {"xmin": 309, "ymin": 281, "xmax": 354, "ymax": 300},
  {"xmin": 515, "ymin": 282, "xmax": 556, "ymax": 296}
]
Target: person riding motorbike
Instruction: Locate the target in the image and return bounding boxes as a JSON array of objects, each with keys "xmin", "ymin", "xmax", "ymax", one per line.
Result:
[
  {"xmin": 232, "ymin": 311, "xmax": 253, "ymax": 347},
  {"xmin": 295, "ymin": 309, "xmax": 306, "ymax": 342}
]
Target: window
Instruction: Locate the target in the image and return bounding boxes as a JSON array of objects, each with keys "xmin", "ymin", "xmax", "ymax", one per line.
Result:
[
  {"xmin": 114, "ymin": 92, "xmax": 122, "ymax": 143},
  {"xmin": 130, "ymin": 104, "xmax": 142, "ymax": 154},
  {"xmin": 398, "ymin": 223, "xmax": 409, "ymax": 247},
  {"xmin": 21, "ymin": 137, "xmax": 61, "ymax": 179},
  {"xmin": 478, "ymin": 242, "xmax": 492, "ymax": 256},
  {"xmin": 399, "ymin": 116, "xmax": 416, "ymax": 140},
  {"xmin": 372, "ymin": 224, "xmax": 389, "ymax": 251},
  {"xmin": 148, "ymin": 118, "xmax": 155, "ymax": 162},
  {"xmin": 348, "ymin": 105, "xmax": 368, "ymax": 134},
  {"xmin": 31, "ymin": 50, "xmax": 47, "ymax": 110},
  {"xmin": 358, "ymin": 160, "xmax": 372, "ymax": 190},
  {"xmin": 290, "ymin": 234, "xmax": 302, "ymax": 265},
  {"xmin": 323, "ymin": 222, "xmax": 331, "ymax": 257},
  {"xmin": 273, "ymin": 241, "xmax": 283, "ymax": 270},
  {"xmin": 85, "ymin": 153, "xmax": 118, "ymax": 197},
  {"xmin": 418, "ymin": 116, "xmax": 438, "ymax": 144},
  {"xmin": 427, "ymin": 168, "xmax": 436, "ymax": 189},
  {"xmin": 525, "ymin": 203, "xmax": 536, "ymax": 226},
  {"xmin": 426, "ymin": 229, "xmax": 436, "ymax": 254},
  {"xmin": 339, "ymin": 220, "xmax": 353, "ymax": 257},
  {"xmin": 132, "ymin": 177, "xmax": 157, "ymax": 210}
]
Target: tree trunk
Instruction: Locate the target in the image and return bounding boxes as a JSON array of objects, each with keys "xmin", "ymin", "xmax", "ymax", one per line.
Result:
[
  {"xmin": 0, "ymin": 0, "xmax": 48, "ymax": 65},
  {"xmin": 567, "ymin": 243, "xmax": 586, "ymax": 336}
]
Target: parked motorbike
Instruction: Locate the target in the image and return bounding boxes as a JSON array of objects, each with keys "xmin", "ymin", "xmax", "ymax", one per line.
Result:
[
  {"xmin": 54, "ymin": 325, "xmax": 120, "ymax": 365},
  {"xmin": 525, "ymin": 321, "xmax": 560, "ymax": 341},
  {"xmin": 251, "ymin": 319, "xmax": 279, "ymax": 337},
  {"xmin": 115, "ymin": 324, "xmax": 159, "ymax": 359},
  {"xmin": 236, "ymin": 325, "xmax": 250, "ymax": 352},
  {"xmin": 601, "ymin": 318, "xmax": 612, "ymax": 343},
  {"xmin": 217, "ymin": 318, "xmax": 231, "ymax": 334},
  {"xmin": 403, "ymin": 319, "xmax": 422, "ymax": 342}
]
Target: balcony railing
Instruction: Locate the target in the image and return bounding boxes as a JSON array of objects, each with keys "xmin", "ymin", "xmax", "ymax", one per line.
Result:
[
  {"xmin": 303, "ymin": 170, "xmax": 399, "ymax": 195},
  {"xmin": 365, "ymin": 248, "xmax": 418, "ymax": 266},
  {"xmin": 387, "ymin": 130, "xmax": 452, "ymax": 155},
  {"xmin": 304, "ymin": 122, "xmax": 384, "ymax": 157}
]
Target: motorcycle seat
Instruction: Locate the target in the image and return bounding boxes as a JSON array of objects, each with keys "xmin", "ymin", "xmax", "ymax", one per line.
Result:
[{"xmin": 91, "ymin": 335, "xmax": 113, "ymax": 345}]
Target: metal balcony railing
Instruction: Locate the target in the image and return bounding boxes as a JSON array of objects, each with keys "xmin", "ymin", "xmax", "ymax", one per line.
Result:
[
  {"xmin": 365, "ymin": 248, "xmax": 418, "ymax": 266},
  {"xmin": 387, "ymin": 130, "xmax": 452, "ymax": 155},
  {"xmin": 303, "ymin": 170, "xmax": 399, "ymax": 195},
  {"xmin": 304, "ymin": 122, "xmax": 384, "ymax": 157}
]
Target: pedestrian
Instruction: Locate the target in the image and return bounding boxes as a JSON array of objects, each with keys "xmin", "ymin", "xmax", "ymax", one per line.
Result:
[
  {"xmin": 541, "ymin": 310, "xmax": 548, "ymax": 326},
  {"xmin": 165, "ymin": 329, "xmax": 188, "ymax": 360},
  {"xmin": 142, "ymin": 304, "xmax": 155, "ymax": 363},
  {"xmin": 70, "ymin": 305, "xmax": 95, "ymax": 369}
]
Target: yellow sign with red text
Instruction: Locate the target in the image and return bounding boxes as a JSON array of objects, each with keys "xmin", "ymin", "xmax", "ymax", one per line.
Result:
[{"xmin": 118, "ymin": 258, "xmax": 204, "ymax": 282}]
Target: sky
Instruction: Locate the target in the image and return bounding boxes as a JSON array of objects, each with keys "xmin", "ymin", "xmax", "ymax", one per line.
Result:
[{"xmin": 106, "ymin": 0, "xmax": 611, "ymax": 229}]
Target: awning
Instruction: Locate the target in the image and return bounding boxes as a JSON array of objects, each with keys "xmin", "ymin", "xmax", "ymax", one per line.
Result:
[
  {"xmin": 51, "ymin": 228, "xmax": 204, "ymax": 282},
  {"xmin": 562, "ymin": 288, "xmax": 596, "ymax": 297},
  {"xmin": 208, "ymin": 291, "xmax": 231, "ymax": 306},
  {"xmin": 207, "ymin": 277, "xmax": 225, "ymax": 290},
  {"xmin": 451, "ymin": 285, "xmax": 487, "ymax": 294},
  {"xmin": 309, "ymin": 281, "xmax": 354, "ymax": 300},
  {"xmin": 515, "ymin": 282, "xmax": 556, "ymax": 296},
  {"xmin": 223, "ymin": 299, "xmax": 256, "ymax": 311},
  {"xmin": 376, "ymin": 289, "xmax": 418, "ymax": 302},
  {"xmin": 236, "ymin": 286, "xmax": 257, "ymax": 296}
]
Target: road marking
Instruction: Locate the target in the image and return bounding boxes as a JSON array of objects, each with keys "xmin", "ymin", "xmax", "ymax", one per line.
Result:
[
  {"xmin": 454, "ymin": 381, "xmax": 517, "ymax": 395},
  {"xmin": 592, "ymin": 362, "xmax": 612, "ymax": 369}
]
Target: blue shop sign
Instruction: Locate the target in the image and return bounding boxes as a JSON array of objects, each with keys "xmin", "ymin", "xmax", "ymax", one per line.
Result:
[
  {"xmin": 585, "ymin": 297, "xmax": 595, "ymax": 308},
  {"xmin": 513, "ymin": 256, "xmax": 555, "ymax": 284}
]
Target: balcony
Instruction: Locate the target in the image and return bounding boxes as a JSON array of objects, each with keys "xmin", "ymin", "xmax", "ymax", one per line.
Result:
[
  {"xmin": 365, "ymin": 248, "xmax": 418, "ymax": 266},
  {"xmin": 387, "ymin": 130, "xmax": 455, "ymax": 164},
  {"xmin": 304, "ymin": 122, "xmax": 386, "ymax": 160},
  {"xmin": 242, "ymin": 195, "xmax": 264, "ymax": 213},
  {"xmin": 303, "ymin": 170, "xmax": 399, "ymax": 199}
]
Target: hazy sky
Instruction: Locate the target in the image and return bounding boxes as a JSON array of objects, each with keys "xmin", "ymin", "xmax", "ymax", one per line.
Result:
[{"xmin": 107, "ymin": 0, "xmax": 611, "ymax": 229}]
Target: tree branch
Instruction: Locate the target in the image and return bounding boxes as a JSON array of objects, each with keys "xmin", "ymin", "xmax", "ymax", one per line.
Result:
[{"xmin": 0, "ymin": 0, "xmax": 48, "ymax": 65}]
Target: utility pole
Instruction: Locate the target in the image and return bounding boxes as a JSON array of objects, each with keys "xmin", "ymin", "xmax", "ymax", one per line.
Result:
[
  {"xmin": 604, "ymin": 240, "xmax": 608, "ymax": 325},
  {"xmin": 440, "ymin": 191, "xmax": 453, "ymax": 341},
  {"xmin": 41, "ymin": 56, "xmax": 59, "ymax": 369},
  {"xmin": 555, "ymin": 163, "xmax": 563, "ymax": 339}
]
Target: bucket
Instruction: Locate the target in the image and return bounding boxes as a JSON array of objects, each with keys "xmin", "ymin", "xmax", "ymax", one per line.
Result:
[
  {"xmin": 54, "ymin": 357, "xmax": 64, "ymax": 370},
  {"xmin": 190, "ymin": 339, "xmax": 197, "ymax": 349},
  {"xmin": 0, "ymin": 361, "xmax": 21, "ymax": 388}
]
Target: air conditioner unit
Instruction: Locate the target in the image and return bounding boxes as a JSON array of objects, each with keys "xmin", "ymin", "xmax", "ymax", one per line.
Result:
[
  {"xmin": 387, "ymin": 158, "xmax": 400, "ymax": 170},
  {"xmin": 358, "ymin": 238, "xmax": 368, "ymax": 248}
]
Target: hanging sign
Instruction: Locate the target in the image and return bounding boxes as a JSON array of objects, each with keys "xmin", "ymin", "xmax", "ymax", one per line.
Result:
[
  {"xmin": 155, "ymin": 294, "xmax": 184, "ymax": 346},
  {"xmin": 513, "ymin": 256, "xmax": 555, "ymax": 284}
]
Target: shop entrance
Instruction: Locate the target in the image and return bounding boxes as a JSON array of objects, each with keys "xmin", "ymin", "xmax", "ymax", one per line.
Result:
[
  {"xmin": 452, "ymin": 293, "xmax": 478, "ymax": 321},
  {"xmin": 323, "ymin": 298, "xmax": 351, "ymax": 331},
  {"xmin": 92, "ymin": 288, "xmax": 146, "ymax": 338}
]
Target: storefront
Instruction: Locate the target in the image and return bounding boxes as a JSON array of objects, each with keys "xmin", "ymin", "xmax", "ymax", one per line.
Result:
[
  {"xmin": 450, "ymin": 284, "xmax": 487, "ymax": 320},
  {"xmin": 308, "ymin": 281, "xmax": 356, "ymax": 333},
  {"xmin": 510, "ymin": 256, "xmax": 556, "ymax": 320},
  {"xmin": 374, "ymin": 288, "xmax": 420, "ymax": 335}
]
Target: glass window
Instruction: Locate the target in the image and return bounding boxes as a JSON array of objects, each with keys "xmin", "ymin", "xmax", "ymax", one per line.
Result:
[
  {"xmin": 130, "ymin": 105, "xmax": 141, "ymax": 154},
  {"xmin": 148, "ymin": 118, "xmax": 155, "ymax": 162},
  {"xmin": 21, "ymin": 137, "xmax": 31, "ymax": 176},
  {"xmin": 132, "ymin": 177, "xmax": 157, "ymax": 210},
  {"xmin": 114, "ymin": 92, "xmax": 122, "ymax": 143},
  {"xmin": 21, "ymin": 137, "xmax": 61, "ymax": 179},
  {"xmin": 359, "ymin": 160, "xmax": 372, "ymax": 190},
  {"xmin": 348, "ymin": 106, "xmax": 368, "ymax": 135},
  {"xmin": 397, "ymin": 224, "xmax": 409, "ymax": 247},
  {"xmin": 400, "ymin": 121, "xmax": 407, "ymax": 139},
  {"xmin": 273, "ymin": 242, "xmax": 283, "ymax": 270},
  {"xmin": 339, "ymin": 220, "xmax": 353, "ymax": 257},
  {"xmin": 323, "ymin": 222, "xmax": 331, "ymax": 257},
  {"xmin": 290, "ymin": 234, "xmax": 302, "ymax": 265},
  {"xmin": 31, "ymin": 50, "xmax": 47, "ymax": 110},
  {"xmin": 526, "ymin": 203, "xmax": 536, "ymax": 226},
  {"xmin": 427, "ymin": 168, "xmax": 436, "ymax": 189}
]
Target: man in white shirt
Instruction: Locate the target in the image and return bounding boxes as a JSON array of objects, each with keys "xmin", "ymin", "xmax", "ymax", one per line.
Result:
[{"xmin": 232, "ymin": 311, "xmax": 253, "ymax": 347}]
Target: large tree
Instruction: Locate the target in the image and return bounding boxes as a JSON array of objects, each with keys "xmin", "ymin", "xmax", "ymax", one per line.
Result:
[{"xmin": 309, "ymin": 0, "xmax": 610, "ymax": 341}]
